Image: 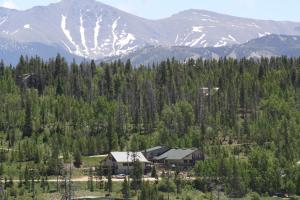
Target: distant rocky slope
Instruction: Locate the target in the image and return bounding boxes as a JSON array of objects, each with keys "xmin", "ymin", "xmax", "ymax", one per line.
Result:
[{"xmin": 1, "ymin": 0, "xmax": 300, "ymax": 64}]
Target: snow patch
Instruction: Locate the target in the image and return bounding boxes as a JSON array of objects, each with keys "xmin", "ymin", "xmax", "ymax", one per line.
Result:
[
  {"xmin": 61, "ymin": 15, "xmax": 82, "ymax": 56},
  {"xmin": 175, "ymin": 34, "xmax": 179, "ymax": 44},
  {"xmin": 183, "ymin": 32, "xmax": 193, "ymax": 43},
  {"xmin": 192, "ymin": 26, "xmax": 203, "ymax": 33},
  {"xmin": 214, "ymin": 41, "xmax": 227, "ymax": 48},
  {"xmin": 201, "ymin": 18, "xmax": 218, "ymax": 23},
  {"xmin": 116, "ymin": 45, "xmax": 138, "ymax": 55},
  {"xmin": 80, "ymin": 14, "xmax": 89, "ymax": 55},
  {"xmin": 11, "ymin": 29, "xmax": 19, "ymax": 35},
  {"xmin": 200, "ymin": 40, "xmax": 207, "ymax": 45},
  {"xmin": 111, "ymin": 17, "xmax": 120, "ymax": 55},
  {"xmin": 231, "ymin": 24, "xmax": 243, "ymax": 28},
  {"xmin": 228, "ymin": 35, "xmax": 237, "ymax": 42},
  {"xmin": 150, "ymin": 38, "xmax": 159, "ymax": 44},
  {"xmin": 247, "ymin": 23, "xmax": 260, "ymax": 29},
  {"xmin": 279, "ymin": 36, "xmax": 287, "ymax": 41},
  {"xmin": 24, "ymin": 24, "xmax": 31, "ymax": 29},
  {"xmin": 258, "ymin": 32, "xmax": 271, "ymax": 38},
  {"xmin": 93, "ymin": 16, "xmax": 102, "ymax": 51},
  {"xmin": 0, "ymin": 17, "xmax": 7, "ymax": 26},
  {"xmin": 117, "ymin": 33, "xmax": 136, "ymax": 49},
  {"xmin": 214, "ymin": 35, "xmax": 238, "ymax": 47},
  {"xmin": 62, "ymin": 41, "xmax": 72, "ymax": 53},
  {"xmin": 186, "ymin": 34, "xmax": 206, "ymax": 47}
]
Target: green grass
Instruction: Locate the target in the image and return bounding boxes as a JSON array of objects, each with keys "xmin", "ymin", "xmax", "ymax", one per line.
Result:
[
  {"xmin": 5, "ymin": 182, "xmax": 124, "ymax": 200},
  {"xmin": 82, "ymin": 156, "xmax": 105, "ymax": 168},
  {"xmin": 1, "ymin": 156, "xmax": 105, "ymax": 179}
]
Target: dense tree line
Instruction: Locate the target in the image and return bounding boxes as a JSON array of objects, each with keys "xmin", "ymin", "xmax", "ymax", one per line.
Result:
[{"xmin": 0, "ymin": 55, "xmax": 300, "ymax": 197}]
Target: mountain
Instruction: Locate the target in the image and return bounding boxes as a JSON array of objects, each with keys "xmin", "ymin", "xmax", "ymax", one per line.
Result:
[
  {"xmin": 0, "ymin": 37, "xmax": 82, "ymax": 65},
  {"xmin": 0, "ymin": 0, "xmax": 152, "ymax": 59},
  {"xmin": 1, "ymin": 0, "xmax": 300, "ymax": 64},
  {"xmin": 106, "ymin": 35, "xmax": 300, "ymax": 66},
  {"xmin": 229, "ymin": 34, "xmax": 300, "ymax": 58}
]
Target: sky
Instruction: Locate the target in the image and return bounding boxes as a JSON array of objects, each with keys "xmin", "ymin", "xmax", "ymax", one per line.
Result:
[{"xmin": 0, "ymin": 0, "xmax": 300, "ymax": 22}]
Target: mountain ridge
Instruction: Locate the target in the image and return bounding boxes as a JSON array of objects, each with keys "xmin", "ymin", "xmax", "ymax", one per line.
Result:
[
  {"xmin": 103, "ymin": 34, "xmax": 300, "ymax": 66},
  {"xmin": 1, "ymin": 0, "xmax": 300, "ymax": 64}
]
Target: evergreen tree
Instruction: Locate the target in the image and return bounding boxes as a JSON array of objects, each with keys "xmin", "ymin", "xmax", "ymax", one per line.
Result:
[
  {"xmin": 151, "ymin": 166, "xmax": 157, "ymax": 178},
  {"xmin": 131, "ymin": 156, "xmax": 143, "ymax": 192},
  {"xmin": 0, "ymin": 60, "xmax": 4, "ymax": 77},
  {"xmin": 88, "ymin": 167, "xmax": 94, "ymax": 192},
  {"xmin": 73, "ymin": 149, "xmax": 82, "ymax": 168},
  {"xmin": 121, "ymin": 177, "xmax": 130, "ymax": 199},
  {"xmin": 226, "ymin": 158, "xmax": 246, "ymax": 197},
  {"xmin": 175, "ymin": 169, "xmax": 182, "ymax": 196},
  {"xmin": 106, "ymin": 166, "xmax": 112, "ymax": 194},
  {"xmin": 22, "ymin": 96, "xmax": 33, "ymax": 138}
]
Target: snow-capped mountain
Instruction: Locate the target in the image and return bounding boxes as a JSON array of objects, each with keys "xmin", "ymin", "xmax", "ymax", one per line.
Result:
[
  {"xmin": 0, "ymin": 0, "xmax": 300, "ymax": 62},
  {"xmin": 105, "ymin": 35, "xmax": 300, "ymax": 66}
]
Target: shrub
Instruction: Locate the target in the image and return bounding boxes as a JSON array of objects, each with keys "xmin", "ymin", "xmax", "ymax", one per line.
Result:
[
  {"xmin": 192, "ymin": 178, "xmax": 210, "ymax": 192},
  {"xmin": 250, "ymin": 192, "xmax": 261, "ymax": 200},
  {"xmin": 158, "ymin": 179, "xmax": 176, "ymax": 193}
]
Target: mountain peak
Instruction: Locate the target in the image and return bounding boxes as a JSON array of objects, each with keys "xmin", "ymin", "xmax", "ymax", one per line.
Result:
[
  {"xmin": 172, "ymin": 9, "xmax": 222, "ymax": 17},
  {"xmin": 0, "ymin": 1, "xmax": 300, "ymax": 63},
  {"xmin": 60, "ymin": 0, "xmax": 96, "ymax": 3},
  {"xmin": 58, "ymin": 0, "xmax": 100, "ymax": 6}
]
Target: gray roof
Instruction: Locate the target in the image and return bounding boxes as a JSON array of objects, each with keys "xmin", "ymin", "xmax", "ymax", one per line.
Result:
[
  {"xmin": 154, "ymin": 149, "xmax": 197, "ymax": 160},
  {"xmin": 110, "ymin": 152, "xmax": 149, "ymax": 163},
  {"xmin": 145, "ymin": 146, "xmax": 168, "ymax": 152}
]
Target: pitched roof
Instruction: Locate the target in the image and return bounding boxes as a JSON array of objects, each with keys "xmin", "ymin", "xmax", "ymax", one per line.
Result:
[
  {"xmin": 145, "ymin": 146, "xmax": 169, "ymax": 152},
  {"xmin": 154, "ymin": 148, "xmax": 197, "ymax": 160},
  {"xmin": 110, "ymin": 152, "xmax": 149, "ymax": 163}
]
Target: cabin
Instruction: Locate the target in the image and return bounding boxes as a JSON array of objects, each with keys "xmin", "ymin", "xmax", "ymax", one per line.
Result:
[
  {"xmin": 153, "ymin": 148, "xmax": 204, "ymax": 169},
  {"xmin": 142, "ymin": 146, "xmax": 170, "ymax": 161},
  {"xmin": 102, "ymin": 152, "xmax": 150, "ymax": 175}
]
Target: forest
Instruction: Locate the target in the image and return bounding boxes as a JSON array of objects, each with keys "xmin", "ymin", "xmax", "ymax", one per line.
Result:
[{"xmin": 0, "ymin": 55, "xmax": 300, "ymax": 199}]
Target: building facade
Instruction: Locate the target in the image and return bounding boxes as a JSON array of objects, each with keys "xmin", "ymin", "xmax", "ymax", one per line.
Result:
[
  {"xmin": 153, "ymin": 148, "xmax": 204, "ymax": 169},
  {"xmin": 102, "ymin": 152, "xmax": 150, "ymax": 175}
]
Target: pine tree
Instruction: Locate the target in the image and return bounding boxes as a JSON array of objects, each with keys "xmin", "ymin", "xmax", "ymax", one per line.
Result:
[
  {"xmin": 56, "ymin": 78, "xmax": 64, "ymax": 96},
  {"xmin": 121, "ymin": 177, "xmax": 130, "ymax": 199},
  {"xmin": 22, "ymin": 97, "xmax": 33, "ymax": 138},
  {"xmin": 106, "ymin": 166, "xmax": 112, "ymax": 194},
  {"xmin": 227, "ymin": 158, "xmax": 246, "ymax": 197},
  {"xmin": 0, "ymin": 162, "xmax": 3, "ymax": 176},
  {"xmin": 125, "ymin": 59, "xmax": 132, "ymax": 74},
  {"xmin": 175, "ymin": 169, "xmax": 182, "ymax": 196},
  {"xmin": 131, "ymin": 155, "xmax": 143, "ymax": 192},
  {"xmin": 0, "ymin": 60, "xmax": 4, "ymax": 77},
  {"xmin": 73, "ymin": 149, "xmax": 82, "ymax": 168},
  {"xmin": 24, "ymin": 165, "xmax": 30, "ymax": 189},
  {"xmin": 88, "ymin": 167, "xmax": 94, "ymax": 192},
  {"xmin": 91, "ymin": 60, "xmax": 97, "ymax": 77},
  {"xmin": 151, "ymin": 166, "xmax": 157, "ymax": 178}
]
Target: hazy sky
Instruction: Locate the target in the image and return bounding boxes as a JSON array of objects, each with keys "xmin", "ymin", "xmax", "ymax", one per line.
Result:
[{"xmin": 0, "ymin": 0, "xmax": 299, "ymax": 22}]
